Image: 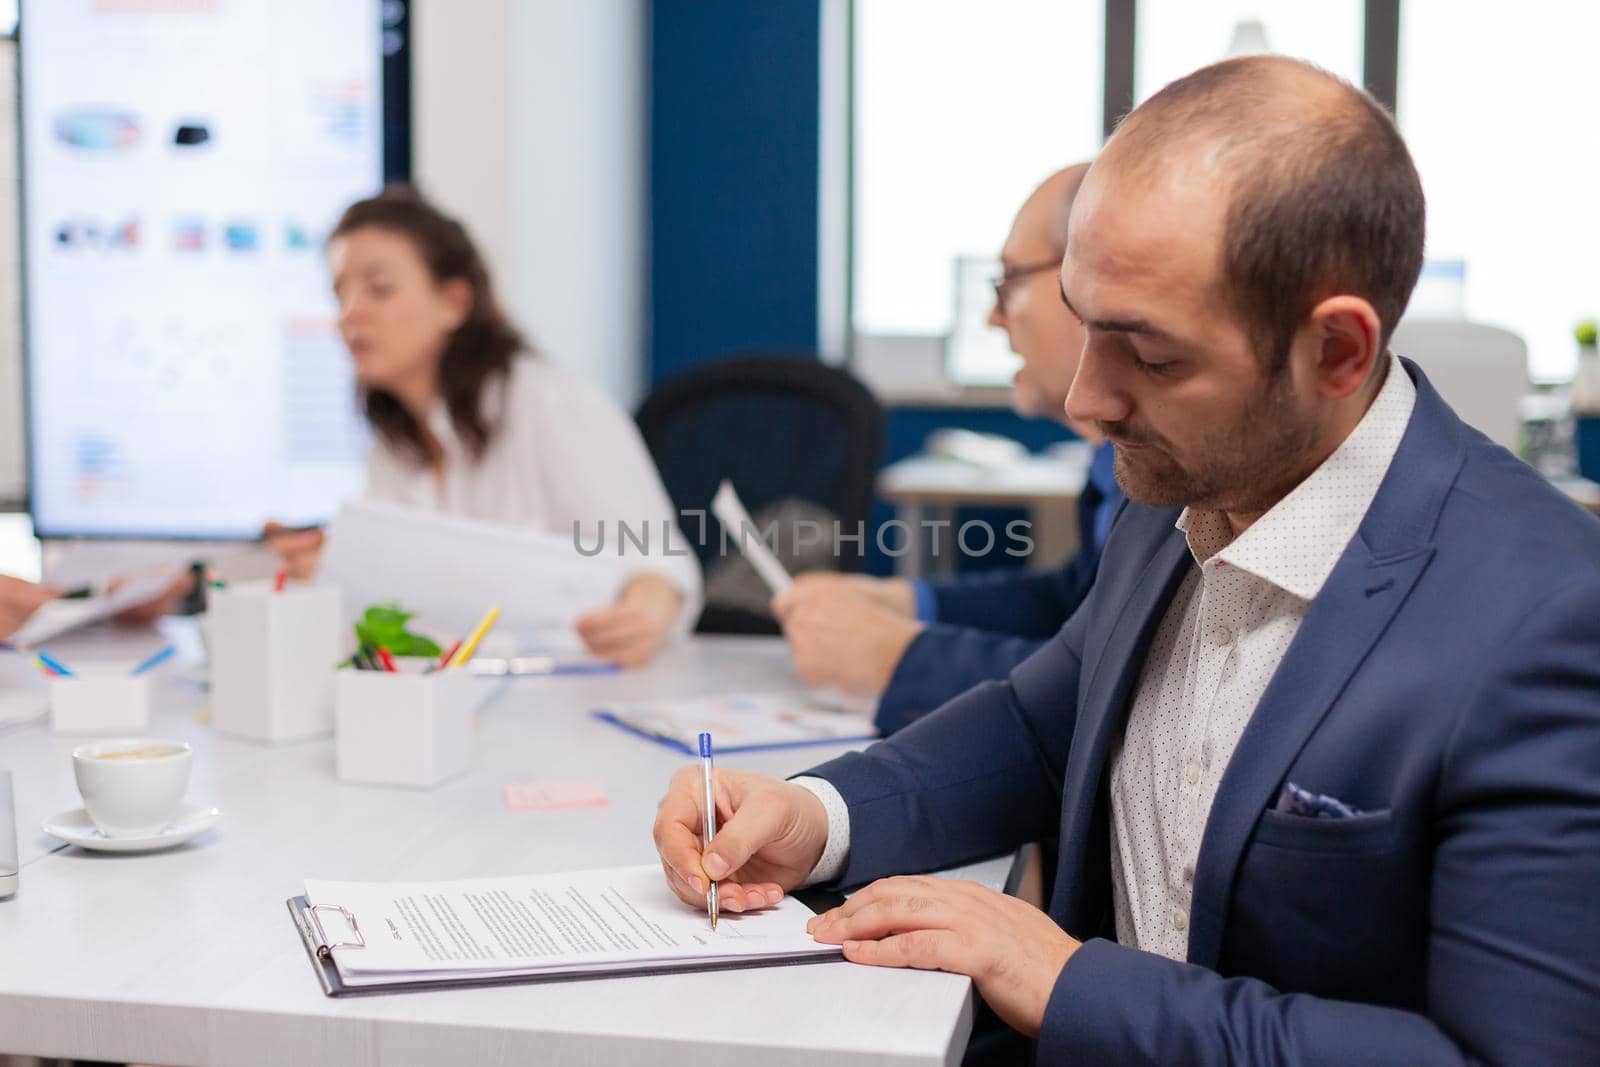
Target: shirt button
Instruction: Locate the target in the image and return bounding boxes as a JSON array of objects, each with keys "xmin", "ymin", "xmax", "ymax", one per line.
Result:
[
  {"xmin": 1185, "ymin": 764, "xmax": 1201, "ymax": 785},
  {"xmin": 1171, "ymin": 909, "xmax": 1188, "ymax": 932},
  {"xmin": 1211, "ymin": 627, "xmax": 1233, "ymax": 646}
]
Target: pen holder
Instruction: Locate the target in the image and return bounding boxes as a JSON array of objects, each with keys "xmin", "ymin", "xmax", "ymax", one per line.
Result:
[
  {"xmin": 208, "ymin": 581, "xmax": 344, "ymax": 744},
  {"xmin": 334, "ymin": 667, "xmax": 477, "ymax": 788},
  {"xmin": 49, "ymin": 671, "xmax": 153, "ymax": 735}
]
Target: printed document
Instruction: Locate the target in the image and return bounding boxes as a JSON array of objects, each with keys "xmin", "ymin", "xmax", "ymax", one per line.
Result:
[
  {"xmin": 319, "ymin": 500, "xmax": 629, "ymax": 637},
  {"xmin": 304, "ymin": 864, "xmax": 834, "ymax": 987},
  {"xmin": 593, "ymin": 691, "xmax": 877, "ymax": 754}
]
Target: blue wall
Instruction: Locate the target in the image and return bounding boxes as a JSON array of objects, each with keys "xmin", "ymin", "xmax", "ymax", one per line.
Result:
[{"xmin": 649, "ymin": 1, "xmax": 820, "ymax": 384}]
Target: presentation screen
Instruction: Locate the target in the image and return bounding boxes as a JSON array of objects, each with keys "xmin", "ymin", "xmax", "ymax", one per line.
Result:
[{"xmin": 20, "ymin": 0, "xmax": 396, "ymax": 538}]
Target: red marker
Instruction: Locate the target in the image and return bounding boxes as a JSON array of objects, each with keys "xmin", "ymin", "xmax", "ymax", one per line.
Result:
[
  {"xmin": 438, "ymin": 639, "xmax": 463, "ymax": 669},
  {"xmin": 272, "ymin": 568, "xmax": 288, "ymax": 593},
  {"xmin": 376, "ymin": 646, "xmax": 399, "ymax": 673}
]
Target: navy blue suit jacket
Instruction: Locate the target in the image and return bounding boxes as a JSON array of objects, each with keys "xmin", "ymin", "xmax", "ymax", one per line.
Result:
[
  {"xmin": 808, "ymin": 362, "xmax": 1600, "ymax": 1064},
  {"xmin": 876, "ymin": 445, "xmax": 1121, "ymax": 733}
]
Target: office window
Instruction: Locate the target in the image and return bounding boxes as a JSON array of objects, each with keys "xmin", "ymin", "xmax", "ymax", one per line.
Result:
[
  {"xmin": 852, "ymin": 0, "xmax": 1103, "ymax": 385},
  {"xmin": 1134, "ymin": 0, "xmax": 1364, "ymax": 102},
  {"xmin": 1399, "ymin": 1, "xmax": 1600, "ymax": 382}
]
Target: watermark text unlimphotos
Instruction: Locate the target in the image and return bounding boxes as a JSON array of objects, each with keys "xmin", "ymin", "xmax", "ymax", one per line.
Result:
[{"xmin": 573, "ymin": 511, "xmax": 1034, "ymax": 560}]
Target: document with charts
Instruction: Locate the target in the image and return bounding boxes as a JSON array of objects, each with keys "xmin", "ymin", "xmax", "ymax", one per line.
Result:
[
  {"xmin": 592, "ymin": 691, "xmax": 878, "ymax": 755},
  {"xmin": 294, "ymin": 864, "xmax": 837, "ymax": 993}
]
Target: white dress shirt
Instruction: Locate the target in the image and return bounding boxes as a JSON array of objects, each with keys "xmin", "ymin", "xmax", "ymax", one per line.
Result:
[
  {"xmin": 798, "ymin": 356, "xmax": 1416, "ymax": 945},
  {"xmin": 364, "ymin": 355, "xmax": 702, "ymax": 623}
]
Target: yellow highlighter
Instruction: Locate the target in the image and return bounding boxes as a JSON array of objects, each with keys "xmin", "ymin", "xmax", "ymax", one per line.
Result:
[{"xmin": 447, "ymin": 606, "xmax": 502, "ymax": 668}]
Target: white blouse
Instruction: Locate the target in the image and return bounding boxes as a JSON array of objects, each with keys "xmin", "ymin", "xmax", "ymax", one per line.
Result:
[{"xmin": 363, "ymin": 355, "xmax": 702, "ymax": 625}]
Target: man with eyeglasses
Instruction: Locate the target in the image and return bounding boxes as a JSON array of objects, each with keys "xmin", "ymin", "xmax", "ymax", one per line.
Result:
[{"xmin": 773, "ymin": 162, "xmax": 1121, "ymax": 735}]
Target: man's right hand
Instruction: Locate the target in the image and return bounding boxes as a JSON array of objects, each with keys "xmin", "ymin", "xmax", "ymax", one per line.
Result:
[{"xmin": 652, "ymin": 766, "xmax": 831, "ymax": 913}]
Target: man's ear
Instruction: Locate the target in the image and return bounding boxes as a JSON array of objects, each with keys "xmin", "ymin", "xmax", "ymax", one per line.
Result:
[{"xmin": 1305, "ymin": 295, "xmax": 1382, "ymax": 400}]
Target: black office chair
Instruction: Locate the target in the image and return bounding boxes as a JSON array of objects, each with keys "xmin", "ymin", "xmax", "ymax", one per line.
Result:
[{"xmin": 636, "ymin": 354, "xmax": 884, "ymax": 634}]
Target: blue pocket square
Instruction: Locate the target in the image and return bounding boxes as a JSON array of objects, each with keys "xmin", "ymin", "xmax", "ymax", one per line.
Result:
[{"xmin": 1274, "ymin": 781, "xmax": 1366, "ymax": 819}]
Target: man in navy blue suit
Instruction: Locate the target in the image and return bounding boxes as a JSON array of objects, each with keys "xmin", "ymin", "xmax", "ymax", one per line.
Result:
[
  {"xmin": 655, "ymin": 55, "xmax": 1600, "ymax": 1064},
  {"xmin": 774, "ymin": 163, "xmax": 1124, "ymax": 734}
]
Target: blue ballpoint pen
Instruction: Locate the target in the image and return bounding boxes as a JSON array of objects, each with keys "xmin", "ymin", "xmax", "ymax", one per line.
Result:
[{"xmin": 699, "ymin": 731, "xmax": 719, "ymax": 930}]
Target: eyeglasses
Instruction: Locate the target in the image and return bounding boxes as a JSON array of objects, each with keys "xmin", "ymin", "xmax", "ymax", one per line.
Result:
[{"xmin": 990, "ymin": 258, "xmax": 1060, "ymax": 309}]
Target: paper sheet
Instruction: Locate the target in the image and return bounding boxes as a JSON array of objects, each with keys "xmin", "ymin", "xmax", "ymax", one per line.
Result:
[
  {"xmin": 305, "ymin": 864, "xmax": 831, "ymax": 985},
  {"xmin": 711, "ymin": 480, "xmax": 793, "ymax": 595},
  {"xmin": 319, "ymin": 500, "xmax": 632, "ymax": 638},
  {"xmin": 9, "ymin": 568, "xmax": 185, "ymax": 649}
]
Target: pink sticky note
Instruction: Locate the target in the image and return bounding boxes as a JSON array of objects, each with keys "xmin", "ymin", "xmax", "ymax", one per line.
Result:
[{"xmin": 504, "ymin": 780, "xmax": 610, "ymax": 811}]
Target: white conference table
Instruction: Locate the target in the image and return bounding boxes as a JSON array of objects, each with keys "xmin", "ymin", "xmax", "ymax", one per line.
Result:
[{"xmin": 0, "ymin": 628, "xmax": 1012, "ymax": 1067}]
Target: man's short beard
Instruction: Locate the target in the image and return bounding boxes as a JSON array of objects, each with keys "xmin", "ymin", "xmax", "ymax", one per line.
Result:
[{"xmin": 1107, "ymin": 365, "xmax": 1324, "ymax": 513}]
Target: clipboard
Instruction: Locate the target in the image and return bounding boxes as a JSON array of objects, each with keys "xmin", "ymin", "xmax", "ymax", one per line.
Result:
[
  {"xmin": 590, "ymin": 709, "xmax": 877, "ymax": 756},
  {"xmin": 288, "ymin": 893, "xmax": 846, "ymax": 998}
]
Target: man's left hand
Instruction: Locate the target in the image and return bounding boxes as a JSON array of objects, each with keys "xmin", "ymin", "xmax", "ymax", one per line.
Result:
[{"xmin": 807, "ymin": 876, "xmax": 1080, "ymax": 1037}]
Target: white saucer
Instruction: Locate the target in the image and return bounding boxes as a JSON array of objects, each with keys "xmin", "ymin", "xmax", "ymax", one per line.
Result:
[{"xmin": 43, "ymin": 803, "xmax": 222, "ymax": 853}]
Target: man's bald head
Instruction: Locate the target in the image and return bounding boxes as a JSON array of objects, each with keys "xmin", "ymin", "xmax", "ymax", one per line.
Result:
[
  {"xmin": 1015, "ymin": 162, "xmax": 1091, "ymax": 260},
  {"xmin": 1091, "ymin": 55, "xmax": 1424, "ymax": 372},
  {"xmin": 993, "ymin": 162, "xmax": 1094, "ymax": 426}
]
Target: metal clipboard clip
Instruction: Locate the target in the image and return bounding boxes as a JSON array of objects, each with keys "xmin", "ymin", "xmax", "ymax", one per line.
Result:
[{"xmin": 307, "ymin": 903, "xmax": 365, "ymax": 959}]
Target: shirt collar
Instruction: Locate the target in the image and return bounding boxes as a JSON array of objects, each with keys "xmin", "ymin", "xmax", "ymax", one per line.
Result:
[{"xmin": 1174, "ymin": 353, "xmax": 1417, "ymax": 601}]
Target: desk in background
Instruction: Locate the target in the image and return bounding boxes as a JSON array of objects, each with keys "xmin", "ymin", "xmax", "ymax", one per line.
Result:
[
  {"xmin": 0, "ymin": 630, "xmax": 1011, "ymax": 1067},
  {"xmin": 877, "ymin": 442, "xmax": 1090, "ymax": 578}
]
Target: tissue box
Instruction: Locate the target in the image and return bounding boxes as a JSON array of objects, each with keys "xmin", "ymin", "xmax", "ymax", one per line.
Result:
[
  {"xmin": 334, "ymin": 667, "xmax": 477, "ymax": 788},
  {"xmin": 208, "ymin": 582, "xmax": 343, "ymax": 743}
]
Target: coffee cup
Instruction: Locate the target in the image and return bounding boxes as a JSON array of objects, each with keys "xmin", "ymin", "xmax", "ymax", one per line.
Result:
[{"xmin": 71, "ymin": 739, "xmax": 193, "ymax": 838}]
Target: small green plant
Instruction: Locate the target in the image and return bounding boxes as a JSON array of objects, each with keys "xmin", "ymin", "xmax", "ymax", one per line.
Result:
[
  {"xmin": 1577, "ymin": 319, "xmax": 1598, "ymax": 347},
  {"xmin": 353, "ymin": 603, "xmax": 442, "ymax": 658}
]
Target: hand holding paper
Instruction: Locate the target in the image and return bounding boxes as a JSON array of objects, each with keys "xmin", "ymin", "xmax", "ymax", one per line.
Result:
[{"xmin": 8, "ymin": 567, "xmax": 189, "ymax": 648}]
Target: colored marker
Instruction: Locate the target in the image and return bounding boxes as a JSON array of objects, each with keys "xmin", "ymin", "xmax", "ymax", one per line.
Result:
[
  {"xmin": 447, "ymin": 606, "xmax": 502, "ymax": 668},
  {"xmin": 272, "ymin": 569, "xmax": 288, "ymax": 593},
  {"xmin": 376, "ymin": 646, "xmax": 399, "ymax": 673},
  {"xmin": 129, "ymin": 645, "xmax": 176, "ymax": 676},
  {"xmin": 36, "ymin": 651, "xmax": 75, "ymax": 678}
]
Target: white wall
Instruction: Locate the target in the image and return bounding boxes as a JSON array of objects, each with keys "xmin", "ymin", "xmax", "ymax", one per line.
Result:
[{"xmin": 414, "ymin": 0, "xmax": 645, "ymax": 408}]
